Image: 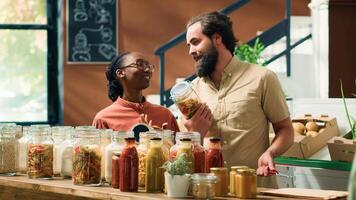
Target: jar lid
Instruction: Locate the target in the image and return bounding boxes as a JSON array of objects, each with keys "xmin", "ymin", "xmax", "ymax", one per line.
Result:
[
  {"xmin": 150, "ymin": 137, "xmax": 162, "ymax": 141},
  {"xmin": 125, "ymin": 137, "xmax": 136, "ymax": 141},
  {"xmin": 170, "ymin": 81, "xmax": 191, "ymax": 99},
  {"xmin": 209, "ymin": 137, "xmax": 221, "ymax": 142},
  {"xmin": 231, "ymin": 166, "xmax": 249, "ymax": 171},
  {"xmin": 236, "ymin": 168, "xmax": 256, "ymax": 175},
  {"xmin": 210, "ymin": 167, "xmax": 228, "ymax": 172},
  {"xmin": 191, "ymin": 173, "xmax": 217, "ymax": 182}
]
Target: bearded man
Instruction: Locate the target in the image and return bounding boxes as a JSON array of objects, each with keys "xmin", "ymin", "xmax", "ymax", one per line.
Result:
[{"xmin": 183, "ymin": 11, "xmax": 294, "ymax": 187}]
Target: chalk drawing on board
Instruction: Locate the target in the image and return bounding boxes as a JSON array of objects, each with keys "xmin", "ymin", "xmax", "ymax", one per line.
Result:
[
  {"xmin": 72, "ymin": 25, "xmax": 116, "ymax": 62},
  {"xmin": 68, "ymin": 0, "xmax": 117, "ymax": 63},
  {"xmin": 88, "ymin": 0, "xmax": 113, "ymax": 25},
  {"xmin": 74, "ymin": 0, "xmax": 88, "ymax": 22}
]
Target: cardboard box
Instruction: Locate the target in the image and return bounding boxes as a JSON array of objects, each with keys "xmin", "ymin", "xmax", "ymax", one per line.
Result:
[
  {"xmin": 279, "ymin": 114, "xmax": 340, "ymax": 159},
  {"xmin": 328, "ymin": 131, "xmax": 356, "ymax": 162}
]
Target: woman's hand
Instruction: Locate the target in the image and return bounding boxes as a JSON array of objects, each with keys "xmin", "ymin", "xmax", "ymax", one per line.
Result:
[{"xmin": 140, "ymin": 114, "xmax": 168, "ymax": 130}]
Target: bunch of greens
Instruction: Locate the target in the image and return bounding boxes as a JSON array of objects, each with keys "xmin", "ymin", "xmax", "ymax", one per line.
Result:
[
  {"xmin": 234, "ymin": 38, "xmax": 266, "ymax": 66},
  {"xmin": 162, "ymin": 153, "xmax": 191, "ymax": 176},
  {"xmin": 340, "ymin": 81, "xmax": 356, "ymax": 139}
]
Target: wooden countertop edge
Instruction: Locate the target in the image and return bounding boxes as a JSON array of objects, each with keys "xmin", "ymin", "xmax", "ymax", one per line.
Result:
[
  {"xmin": 0, "ymin": 176, "xmax": 302, "ymax": 200},
  {"xmin": 0, "ymin": 176, "xmax": 170, "ymax": 200}
]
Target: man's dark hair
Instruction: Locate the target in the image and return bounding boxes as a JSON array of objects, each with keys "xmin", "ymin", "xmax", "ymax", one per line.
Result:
[
  {"xmin": 105, "ymin": 52, "xmax": 130, "ymax": 102},
  {"xmin": 187, "ymin": 11, "xmax": 237, "ymax": 54}
]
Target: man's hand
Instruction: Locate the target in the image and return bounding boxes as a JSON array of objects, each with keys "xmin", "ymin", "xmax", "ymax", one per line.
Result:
[
  {"xmin": 257, "ymin": 117, "xmax": 294, "ymax": 176},
  {"xmin": 183, "ymin": 103, "xmax": 213, "ymax": 137},
  {"xmin": 256, "ymin": 150, "xmax": 275, "ymax": 176}
]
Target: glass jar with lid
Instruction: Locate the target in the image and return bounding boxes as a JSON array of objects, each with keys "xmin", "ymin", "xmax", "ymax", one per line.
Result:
[
  {"xmin": 137, "ymin": 131, "xmax": 161, "ymax": 188},
  {"xmin": 100, "ymin": 129, "xmax": 113, "ymax": 182},
  {"xmin": 72, "ymin": 128, "xmax": 101, "ymax": 186},
  {"xmin": 176, "ymin": 138, "xmax": 194, "ymax": 174},
  {"xmin": 161, "ymin": 129, "xmax": 174, "ymax": 161},
  {"xmin": 0, "ymin": 123, "xmax": 22, "ymax": 139},
  {"xmin": 191, "ymin": 132, "xmax": 205, "ymax": 173},
  {"xmin": 52, "ymin": 126, "xmax": 70, "ymax": 177},
  {"xmin": 27, "ymin": 125, "xmax": 53, "ymax": 179},
  {"xmin": 120, "ymin": 137, "xmax": 139, "ymax": 192},
  {"xmin": 229, "ymin": 166, "xmax": 248, "ymax": 195},
  {"xmin": 210, "ymin": 167, "xmax": 228, "ymax": 196},
  {"xmin": 170, "ymin": 81, "xmax": 202, "ymax": 119},
  {"xmin": 18, "ymin": 126, "xmax": 30, "ymax": 174},
  {"xmin": 0, "ymin": 126, "xmax": 18, "ymax": 175},
  {"xmin": 59, "ymin": 126, "xmax": 74, "ymax": 178},
  {"xmin": 235, "ymin": 168, "xmax": 257, "ymax": 198},
  {"xmin": 169, "ymin": 132, "xmax": 192, "ymax": 160},
  {"xmin": 191, "ymin": 173, "xmax": 217, "ymax": 199},
  {"xmin": 145, "ymin": 137, "xmax": 165, "ymax": 192},
  {"xmin": 205, "ymin": 137, "xmax": 224, "ymax": 173},
  {"xmin": 104, "ymin": 131, "xmax": 130, "ymax": 184}
]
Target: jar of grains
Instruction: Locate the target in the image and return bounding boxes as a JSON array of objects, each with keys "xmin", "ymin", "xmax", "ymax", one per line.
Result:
[{"xmin": 0, "ymin": 125, "xmax": 18, "ymax": 175}]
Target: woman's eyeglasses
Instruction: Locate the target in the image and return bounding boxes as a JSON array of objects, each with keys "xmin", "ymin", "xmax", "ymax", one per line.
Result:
[{"xmin": 120, "ymin": 59, "xmax": 155, "ymax": 73}]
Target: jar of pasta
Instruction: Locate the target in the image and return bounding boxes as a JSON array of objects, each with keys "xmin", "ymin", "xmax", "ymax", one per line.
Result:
[
  {"xmin": 161, "ymin": 130, "xmax": 174, "ymax": 161},
  {"xmin": 27, "ymin": 125, "xmax": 53, "ymax": 179},
  {"xmin": 72, "ymin": 128, "xmax": 101, "ymax": 186},
  {"xmin": 170, "ymin": 81, "xmax": 202, "ymax": 119},
  {"xmin": 137, "ymin": 131, "xmax": 161, "ymax": 188}
]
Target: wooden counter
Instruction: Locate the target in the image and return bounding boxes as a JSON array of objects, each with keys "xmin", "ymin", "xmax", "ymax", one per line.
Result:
[{"xmin": 0, "ymin": 175, "xmax": 301, "ymax": 200}]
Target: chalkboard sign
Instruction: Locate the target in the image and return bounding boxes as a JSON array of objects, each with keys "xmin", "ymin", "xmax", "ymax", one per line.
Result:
[{"xmin": 67, "ymin": 0, "xmax": 118, "ymax": 63}]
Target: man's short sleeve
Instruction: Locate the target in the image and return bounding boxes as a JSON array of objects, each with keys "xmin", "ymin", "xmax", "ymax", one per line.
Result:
[{"xmin": 262, "ymin": 70, "xmax": 290, "ymax": 123}]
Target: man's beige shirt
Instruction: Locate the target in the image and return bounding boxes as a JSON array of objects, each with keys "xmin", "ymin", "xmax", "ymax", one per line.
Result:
[{"xmin": 192, "ymin": 57, "xmax": 289, "ymax": 169}]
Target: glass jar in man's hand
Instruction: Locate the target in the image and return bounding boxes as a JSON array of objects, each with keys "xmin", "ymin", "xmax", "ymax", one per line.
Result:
[{"xmin": 170, "ymin": 81, "xmax": 202, "ymax": 119}]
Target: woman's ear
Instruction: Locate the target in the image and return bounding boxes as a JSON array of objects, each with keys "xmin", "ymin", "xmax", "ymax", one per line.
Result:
[{"xmin": 116, "ymin": 69, "xmax": 126, "ymax": 78}]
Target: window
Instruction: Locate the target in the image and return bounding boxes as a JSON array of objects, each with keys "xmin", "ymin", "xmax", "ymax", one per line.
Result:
[
  {"xmin": 0, "ymin": 0, "xmax": 59, "ymax": 124},
  {"xmin": 261, "ymin": 16, "xmax": 313, "ymax": 74}
]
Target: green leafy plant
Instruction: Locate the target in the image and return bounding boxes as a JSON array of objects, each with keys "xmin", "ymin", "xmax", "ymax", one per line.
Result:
[
  {"xmin": 162, "ymin": 153, "xmax": 191, "ymax": 176},
  {"xmin": 340, "ymin": 80, "xmax": 356, "ymax": 139},
  {"xmin": 234, "ymin": 38, "xmax": 266, "ymax": 66}
]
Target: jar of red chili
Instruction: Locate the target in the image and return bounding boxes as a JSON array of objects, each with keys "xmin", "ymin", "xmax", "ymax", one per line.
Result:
[
  {"xmin": 191, "ymin": 132, "xmax": 205, "ymax": 173},
  {"xmin": 205, "ymin": 137, "xmax": 223, "ymax": 173},
  {"xmin": 120, "ymin": 137, "xmax": 139, "ymax": 192},
  {"xmin": 170, "ymin": 81, "xmax": 202, "ymax": 119}
]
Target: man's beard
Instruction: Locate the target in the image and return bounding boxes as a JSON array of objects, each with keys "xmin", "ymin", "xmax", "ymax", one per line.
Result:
[{"xmin": 195, "ymin": 46, "xmax": 218, "ymax": 78}]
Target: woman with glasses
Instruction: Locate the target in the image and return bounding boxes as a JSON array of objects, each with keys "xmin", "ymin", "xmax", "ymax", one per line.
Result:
[{"xmin": 92, "ymin": 52, "xmax": 179, "ymax": 132}]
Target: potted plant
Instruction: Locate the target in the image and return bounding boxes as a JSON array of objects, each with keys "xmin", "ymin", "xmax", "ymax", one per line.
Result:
[
  {"xmin": 162, "ymin": 153, "xmax": 191, "ymax": 198},
  {"xmin": 340, "ymin": 81, "xmax": 356, "ymax": 139}
]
